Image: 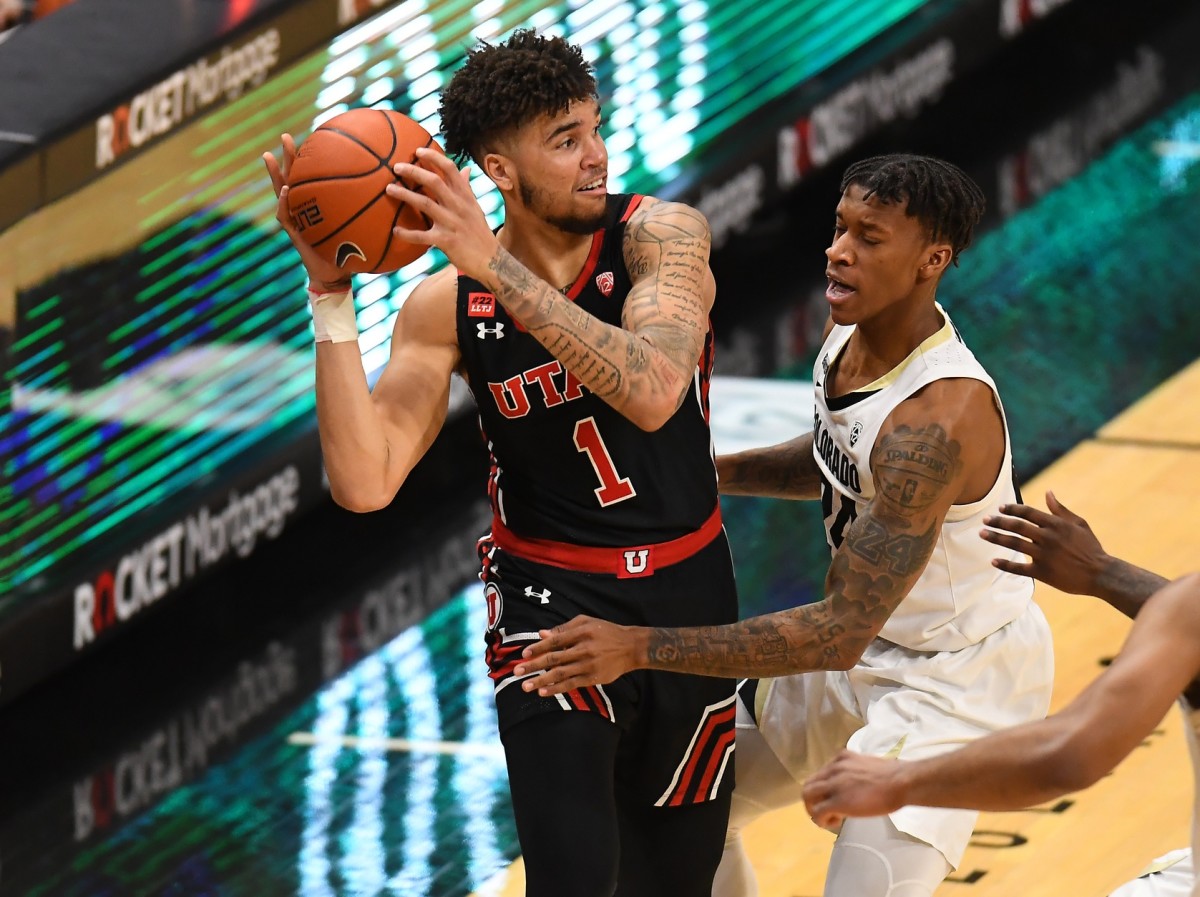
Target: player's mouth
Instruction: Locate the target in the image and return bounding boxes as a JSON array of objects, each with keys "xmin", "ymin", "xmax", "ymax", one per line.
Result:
[
  {"xmin": 826, "ymin": 272, "xmax": 856, "ymax": 303},
  {"xmin": 577, "ymin": 175, "xmax": 607, "ymax": 195}
]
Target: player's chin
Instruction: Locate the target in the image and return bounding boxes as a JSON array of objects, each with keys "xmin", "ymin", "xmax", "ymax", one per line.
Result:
[{"xmin": 553, "ymin": 206, "xmax": 607, "ymax": 235}]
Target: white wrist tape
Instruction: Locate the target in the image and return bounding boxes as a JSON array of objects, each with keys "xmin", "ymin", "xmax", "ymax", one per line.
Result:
[{"xmin": 307, "ymin": 288, "xmax": 358, "ymax": 343}]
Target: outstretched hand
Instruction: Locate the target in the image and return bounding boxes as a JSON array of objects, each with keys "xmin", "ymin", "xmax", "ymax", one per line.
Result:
[
  {"xmin": 512, "ymin": 615, "xmax": 642, "ymax": 696},
  {"xmin": 802, "ymin": 750, "xmax": 909, "ymax": 832},
  {"xmin": 387, "ymin": 148, "xmax": 500, "ymax": 283},
  {"xmin": 980, "ymin": 491, "xmax": 1110, "ymax": 595},
  {"xmin": 262, "ymin": 134, "xmax": 351, "ymax": 289}
]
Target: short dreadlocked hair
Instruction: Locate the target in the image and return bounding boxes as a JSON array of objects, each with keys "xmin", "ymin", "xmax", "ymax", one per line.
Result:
[
  {"xmin": 439, "ymin": 29, "xmax": 598, "ymax": 165},
  {"xmin": 840, "ymin": 154, "xmax": 986, "ymax": 265}
]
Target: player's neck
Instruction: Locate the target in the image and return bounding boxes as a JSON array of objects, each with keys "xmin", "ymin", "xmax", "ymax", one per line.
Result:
[
  {"xmin": 843, "ymin": 298, "xmax": 944, "ymax": 384},
  {"xmin": 498, "ymin": 212, "xmax": 597, "ymax": 295}
]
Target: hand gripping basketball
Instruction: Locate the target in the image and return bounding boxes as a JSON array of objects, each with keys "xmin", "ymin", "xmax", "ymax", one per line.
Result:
[
  {"xmin": 278, "ymin": 109, "xmax": 446, "ymax": 275},
  {"xmin": 262, "ymin": 133, "xmax": 350, "ymax": 292},
  {"xmin": 386, "ymin": 148, "xmax": 501, "ymax": 284}
]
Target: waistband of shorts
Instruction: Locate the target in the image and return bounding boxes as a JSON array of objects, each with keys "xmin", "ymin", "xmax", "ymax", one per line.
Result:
[{"xmin": 489, "ymin": 504, "xmax": 723, "ymax": 578}]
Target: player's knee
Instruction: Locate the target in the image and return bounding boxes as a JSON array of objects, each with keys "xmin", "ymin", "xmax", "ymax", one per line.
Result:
[
  {"xmin": 825, "ymin": 816, "xmax": 950, "ymax": 897},
  {"xmin": 524, "ymin": 846, "xmax": 618, "ymax": 897}
]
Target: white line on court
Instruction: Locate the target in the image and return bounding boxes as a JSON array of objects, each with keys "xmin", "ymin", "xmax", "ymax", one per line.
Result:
[{"xmin": 288, "ymin": 731, "xmax": 506, "ymax": 757}]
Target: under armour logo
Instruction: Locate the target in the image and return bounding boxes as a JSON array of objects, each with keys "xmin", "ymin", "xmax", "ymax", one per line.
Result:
[
  {"xmin": 619, "ymin": 548, "xmax": 654, "ymax": 578},
  {"xmin": 849, "ymin": 421, "xmax": 864, "ymax": 447},
  {"xmin": 523, "ymin": 586, "xmax": 551, "ymax": 604},
  {"xmin": 595, "ymin": 271, "xmax": 615, "ymax": 296},
  {"xmin": 476, "ymin": 322, "xmax": 505, "ymax": 339}
]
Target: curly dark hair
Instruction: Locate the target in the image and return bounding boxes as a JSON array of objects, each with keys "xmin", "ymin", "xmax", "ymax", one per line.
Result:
[
  {"xmin": 840, "ymin": 154, "xmax": 986, "ymax": 265},
  {"xmin": 439, "ymin": 29, "xmax": 598, "ymax": 165}
]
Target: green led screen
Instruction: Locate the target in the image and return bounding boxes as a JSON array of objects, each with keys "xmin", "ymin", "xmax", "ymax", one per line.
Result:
[{"xmin": 0, "ymin": 0, "xmax": 939, "ymax": 600}]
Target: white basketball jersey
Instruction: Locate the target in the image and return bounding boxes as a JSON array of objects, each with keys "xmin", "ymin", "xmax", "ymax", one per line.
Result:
[
  {"xmin": 1186, "ymin": 699, "xmax": 1200, "ymax": 896},
  {"xmin": 1109, "ymin": 700, "xmax": 1198, "ymax": 896},
  {"xmin": 812, "ymin": 304, "xmax": 1032, "ymax": 651}
]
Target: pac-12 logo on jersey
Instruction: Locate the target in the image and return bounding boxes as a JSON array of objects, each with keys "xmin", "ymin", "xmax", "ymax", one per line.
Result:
[
  {"xmin": 849, "ymin": 420, "xmax": 864, "ymax": 447},
  {"xmin": 595, "ymin": 271, "xmax": 615, "ymax": 296},
  {"xmin": 484, "ymin": 582, "xmax": 503, "ymax": 630},
  {"xmin": 477, "ymin": 322, "xmax": 505, "ymax": 339},
  {"xmin": 468, "ymin": 292, "xmax": 496, "ymax": 317}
]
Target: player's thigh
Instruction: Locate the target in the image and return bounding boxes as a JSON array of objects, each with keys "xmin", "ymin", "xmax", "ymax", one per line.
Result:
[
  {"xmin": 502, "ymin": 712, "xmax": 623, "ymax": 895},
  {"xmin": 727, "ymin": 687, "xmax": 808, "ymax": 829}
]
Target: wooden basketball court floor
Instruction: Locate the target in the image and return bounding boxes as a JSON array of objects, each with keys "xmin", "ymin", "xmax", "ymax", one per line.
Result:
[{"xmin": 474, "ymin": 357, "xmax": 1200, "ymax": 897}]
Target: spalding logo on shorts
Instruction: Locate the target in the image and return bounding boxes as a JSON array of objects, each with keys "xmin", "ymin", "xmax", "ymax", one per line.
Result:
[
  {"xmin": 335, "ymin": 241, "xmax": 367, "ymax": 267},
  {"xmin": 484, "ymin": 583, "xmax": 503, "ymax": 631}
]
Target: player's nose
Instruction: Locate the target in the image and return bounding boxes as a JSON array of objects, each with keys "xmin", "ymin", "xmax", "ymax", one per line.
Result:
[
  {"xmin": 582, "ymin": 131, "xmax": 607, "ymax": 168},
  {"xmin": 826, "ymin": 234, "xmax": 852, "ymax": 264}
]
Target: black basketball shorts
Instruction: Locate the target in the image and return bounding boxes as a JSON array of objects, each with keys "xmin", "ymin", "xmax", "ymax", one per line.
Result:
[{"xmin": 479, "ymin": 529, "xmax": 739, "ymax": 806}]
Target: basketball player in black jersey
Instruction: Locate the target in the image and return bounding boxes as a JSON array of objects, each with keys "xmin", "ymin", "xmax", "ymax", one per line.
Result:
[{"xmin": 263, "ymin": 29, "xmax": 738, "ymax": 897}]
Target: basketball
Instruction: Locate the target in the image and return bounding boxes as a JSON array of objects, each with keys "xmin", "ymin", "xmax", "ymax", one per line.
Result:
[{"xmin": 285, "ymin": 108, "xmax": 445, "ymax": 274}]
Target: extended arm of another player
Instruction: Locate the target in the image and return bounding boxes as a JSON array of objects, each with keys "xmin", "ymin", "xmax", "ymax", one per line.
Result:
[
  {"xmin": 715, "ymin": 434, "xmax": 823, "ymax": 499},
  {"xmin": 515, "ymin": 383, "xmax": 983, "ymax": 690},
  {"xmin": 317, "ymin": 276, "xmax": 459, "ymax": 512},
  {"xmin": 804, "ymin": 572, "xmax": 1200, "ymax": 825},
  {"xmin": 390, "ymin": 151, "xmax": 711, "ymax": 431},
  {"xmin": 981, "ymin": 492, "xmax": 1170, "ymax": 620}
]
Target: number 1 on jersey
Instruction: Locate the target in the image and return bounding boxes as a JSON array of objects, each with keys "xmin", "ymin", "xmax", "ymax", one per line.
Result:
[{"xmin": 574, "ymin": 417, "xmax": 636, "ymax": 506}]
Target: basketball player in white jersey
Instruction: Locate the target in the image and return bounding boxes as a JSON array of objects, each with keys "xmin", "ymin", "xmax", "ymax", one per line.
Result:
[
  {"xmin": 514, "ymin": 154, "xmax": 1056, "ymax": 895},
  {"xmin": 805, "ymin": 492, "xmax": 1199, "ymax": 897}
]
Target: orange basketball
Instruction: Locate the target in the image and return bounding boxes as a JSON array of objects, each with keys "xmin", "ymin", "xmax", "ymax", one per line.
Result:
[{"xmin": 286, "ymin": 108, "xmax": 444, "ymax": 274}]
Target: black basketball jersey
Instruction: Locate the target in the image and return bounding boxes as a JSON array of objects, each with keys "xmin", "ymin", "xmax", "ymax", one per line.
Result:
[{"xmin": 456, "ymin": 194, "xmax": 718, "ymax": 547}]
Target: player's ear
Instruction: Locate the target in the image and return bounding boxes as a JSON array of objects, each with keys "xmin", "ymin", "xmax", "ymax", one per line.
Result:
[
  {"xmin": 917, "ymin": 244, "xmax": 953, "ymax": 282},
  {"xmin": 482, "ymin": 152, "xmax": 514, "ymax": 190}
]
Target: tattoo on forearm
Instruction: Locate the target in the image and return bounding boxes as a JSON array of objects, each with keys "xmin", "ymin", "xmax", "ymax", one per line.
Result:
[
  {"xmin": 1099, "ymin": 561, "xmax": 1166, "ymax": 601},
  {"xmin": 643, "ymin": 515, "xmax": 937, "ymax": 678},
  {"xmin": 719, "ymin": 436, "xmax": 822, "ymax": 498},
  {"xmin": 642, "ymin": 421, "xmax": 955, "ymax": 679},
  {"xmin": 1096, "ymin": 558, "xmax": 1171, "ymax": 618}
]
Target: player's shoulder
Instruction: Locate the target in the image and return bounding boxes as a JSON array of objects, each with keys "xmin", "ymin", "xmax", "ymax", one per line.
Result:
[
  {"xmin": 890, "ymin": 377, "xmax": 997, "ymax": 433},
  {"xmin": 624, "ymin": 195, "xmax": 711, "ymax": 240},
  {"xmin": 394, "ymin": 266, "xmax": 459, "ymax": 343},
  {"xmin": 403, "ymin": 265, "xmax": 458, "ymax": 310}
]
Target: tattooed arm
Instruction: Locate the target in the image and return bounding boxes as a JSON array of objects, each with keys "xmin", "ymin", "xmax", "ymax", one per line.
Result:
[
  {"xmin": 980, "ymin": 492, "xmax": 1170, "ymax": 620},
  {"xmin": 715, "ymin": 434, "xmax": 822, "ymax": 499},
  {"xmin": 482, "ymin": 199, "xmax": 712, "ymax": 430},
  {"xmin": 387, "ymin": 151, "xmax": 711, "ymax": 430},
  {"xmin": 515, "ymin": 379, "xmax": 1005, "ymax": 689},
  {"xmin": 711, "ymin": 316, "xmax": 835, "ymax": 499}
]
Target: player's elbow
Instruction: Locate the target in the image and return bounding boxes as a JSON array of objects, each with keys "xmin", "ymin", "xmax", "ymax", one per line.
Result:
[
  {"xmin": 329, "ymin": 482, "xmax": 395, "ymax": 514},
  {"xmin": 624, "ymin": 402, "xmax": 674, "ymax": 432},
  {"xmin": 826, "ymin": 645, "xmax": 865, "ymax": 671},
  {"xmin": 1035, "ymin": 728, "xmax": 1108, "ymax": 793},
  {"xmin": 626, "ymin": 389, "xmax": 689, "ymax": 432}
]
